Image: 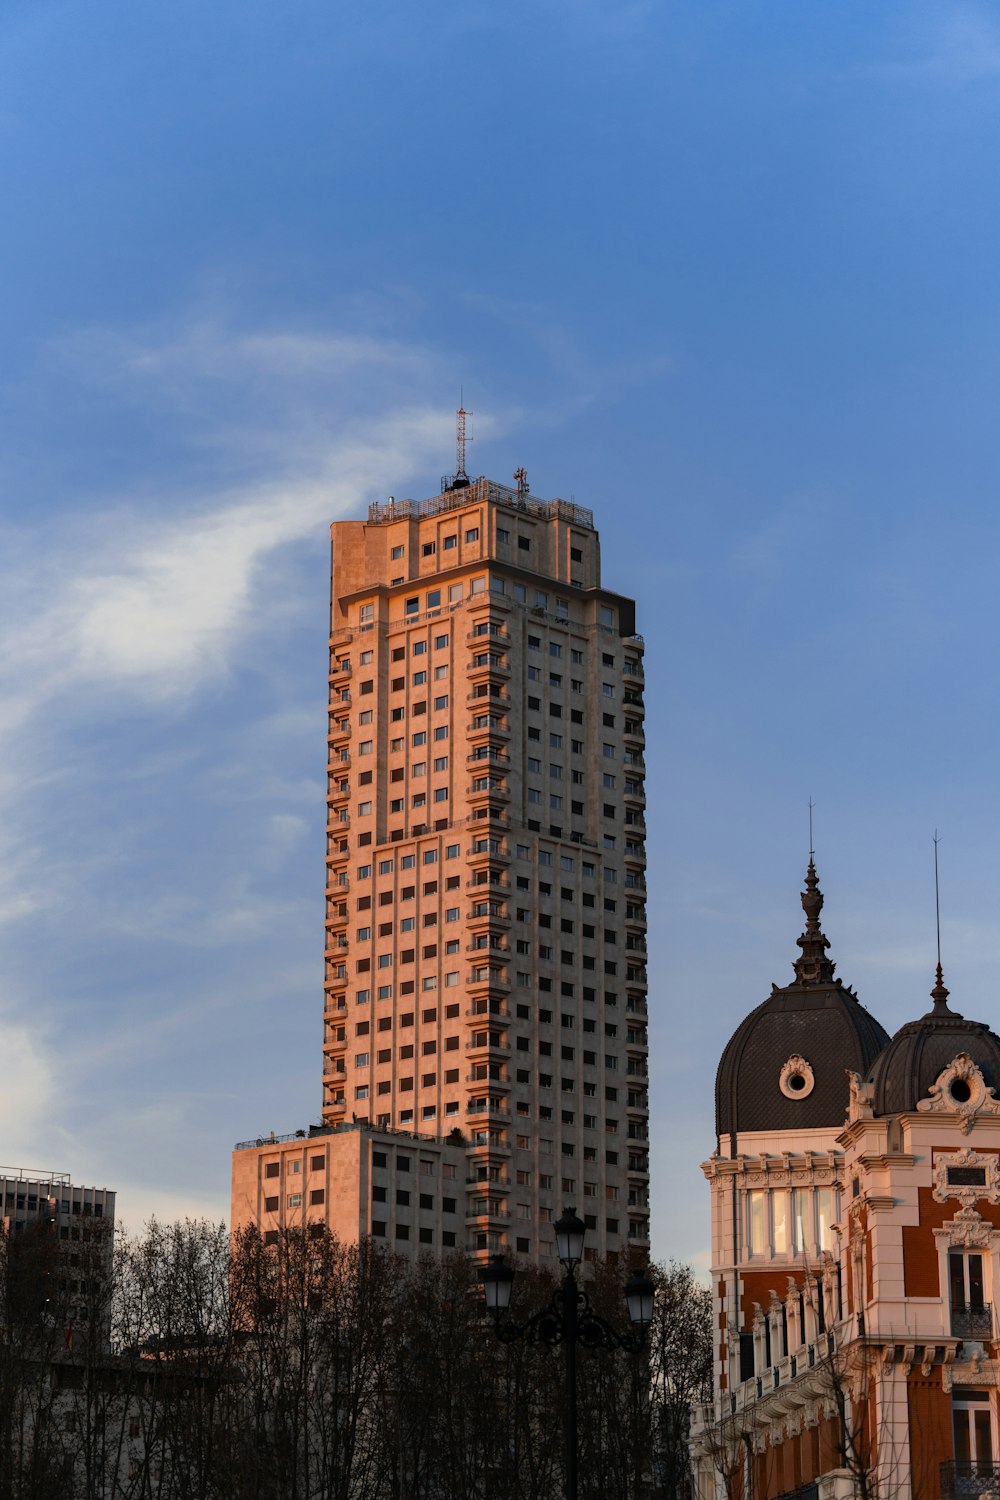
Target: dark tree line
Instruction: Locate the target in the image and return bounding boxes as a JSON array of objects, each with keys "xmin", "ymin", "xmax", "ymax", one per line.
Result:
[{"xmin": 0, "ymin": 1218, "xmax": 711, "ymax": 1500}]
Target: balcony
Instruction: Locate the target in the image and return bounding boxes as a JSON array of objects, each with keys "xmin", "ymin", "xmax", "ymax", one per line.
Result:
[
  {"xmin": 468, "ymin": 840, "xmax": 510, "ymax": 865},
  {"xmin": 467, "ymin": 655, "xmax": 511, "ymax": 682},
  {"xmin": 329, "ymin": 661, "xmax": 352, "ymax": 681},
  {"xmin": 467, "ymin": 1071, "xmax": 511, "ymax": 1089},
  {"xmin": 327, "ymin": 780, "xmax": 350, "ymax": 805},
  {"xmin": 940, "ymin": 1462, "xmax": 1000, "ymax": 1498},
  {"xmin": 468, "ymin": 778, "xmax": 509, "ymax": 803},
  {"xmin": 467, "ymin": 686, "xmax": 511, "ymax": 708},
  {"xmin": 467, "ymin": 969, "xmax": 510, "ymax": 994},
  {"xmin": 328, "ymin": 721, "xmax": 352, "ymax": 743},
  {"xmin": 466, "ymin": 717, "xmax": 510, "ymax": 742},
  {"xmin": 469, "ymin": 807, "xmax": 509, "ymax": 829},
  {"xmin": 466, "ymin": 626, "xmax": 509, "ymax": 646},
  {"xmin": 467, "ymin": 749, "xmax": 510, "ymax": 771},
  {"xmin": 465, "ymin": 1203, "xmax": 511, "ymax": 1222},
  {"xmin": 465, "ymin": 1003, "xmax": 509, "ymax": 1022},
  {"xmin": 465, "ymin": 1036, "xmax": 511, "ymax": 1054},
  {"xmin": 466, "ymin": 904, "xmax": 510, "ymax": 928},
  {"xmin": 951, "ymin": 1303, "xmax": 993, "ymax": 1339}
]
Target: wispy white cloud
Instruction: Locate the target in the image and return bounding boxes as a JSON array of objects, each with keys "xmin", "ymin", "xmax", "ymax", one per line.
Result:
[
  {"xmin": 1, "ymin": 320, "xmax": 449, "ymax": 721},
  {"xmin": 0, "ymin": 1007, "xmax": 56, "ymax": 1165},
  {"xmin": 0, "ymin": 314, "xmax": 470, "ymax": 1223}
]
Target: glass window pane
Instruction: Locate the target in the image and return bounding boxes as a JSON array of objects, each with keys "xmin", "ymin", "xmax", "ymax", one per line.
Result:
[
  {"xmin": 954, "ymin": 1408, "xmax": 972, "ymax": 1467},
  {"xmin": 976, "ymin": 1410, "xmax": 993, "ymax": 1466},
  {"xmin": 950, "ymin": 1253, "xmax": 966, "ymax": 1310},
  {"xmin": 748, "ymin": 1191, "xmax": 765, "ymax": 1255},
  {"xmin": 817, "ymin": 1189, "xmax": 834, "ymax": 1251},
  {"xmin": 773, "ymin": 1191, "xmax": 789, "ymax": 1254},
  {"xmin": 793, "ymin": 1189, "xmax": 809, "ymax": 1254}
]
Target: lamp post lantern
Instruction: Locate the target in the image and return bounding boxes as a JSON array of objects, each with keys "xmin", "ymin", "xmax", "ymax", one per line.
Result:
[{"xmin": 480, "ymin": 1207, "xmax": 655, "ymax": 1500}]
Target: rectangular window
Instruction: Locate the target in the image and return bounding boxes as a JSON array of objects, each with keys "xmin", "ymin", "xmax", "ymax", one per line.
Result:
[
  {"xmin": 747, "ymin": 1191, "xmax": 766, "ymax": 1255},
  {"xmin": 772, "ymin": 1191, "xmax": 788, "ymax": 1254},
  {"xmin": 953, "ymin": 1391, "xmax": 994, "ymax": 1469},
  {"xmin": 792, "ymin": 1188, "xmax": 809, "ymax": 1254}
]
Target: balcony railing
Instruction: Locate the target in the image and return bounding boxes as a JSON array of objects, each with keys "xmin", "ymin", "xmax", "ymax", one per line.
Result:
[
  {"xmin": 951, "ymin": 1303, "xmax": 993, "ymax": 1339},
  {"xmin": 940, "ymin": 1461, "xmax": 1000, "ymax": 1498}
]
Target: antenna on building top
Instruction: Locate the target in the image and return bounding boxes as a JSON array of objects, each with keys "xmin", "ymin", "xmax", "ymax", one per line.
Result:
[
  {"xmin": 443, "ymin": 398, "xmax": 472, "ymax": 492},
  {"xmin": 456, "ymin": 400, "xmax": 471, "ymax": 483}
]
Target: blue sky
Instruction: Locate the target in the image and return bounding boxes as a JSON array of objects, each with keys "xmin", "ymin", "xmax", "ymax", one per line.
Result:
[{"xmin": 1, "ymin": 0, "xmax": 999, "ymax": 1265}]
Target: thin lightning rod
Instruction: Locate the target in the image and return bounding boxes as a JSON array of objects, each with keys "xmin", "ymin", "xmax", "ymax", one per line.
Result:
[
  {"xmin": 808, "ymin": 798, "xmax": 815, "ymax": 860},
  {"xmin": 934, "ymin": 831, "xmax": 942, "ymax": 971}
]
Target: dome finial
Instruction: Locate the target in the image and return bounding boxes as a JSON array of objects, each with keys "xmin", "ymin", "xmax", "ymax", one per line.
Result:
[
  {"xmin": 930, "ymin": 962, "xmax": 953, "ymax": 1014},
  {"xmin": 793, "ymin": 858, "xmax": 837, "ymax": 986}
]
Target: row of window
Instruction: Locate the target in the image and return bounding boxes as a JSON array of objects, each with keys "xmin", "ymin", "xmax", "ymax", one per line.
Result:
[
  {"xmin": 744, "ymin": 1188, "xmax": 839, "ymax": 1256},
  {"xmin": 357, "ymin": 586, "xmax": 618, "ymax": 628},
  {"xmin": 265, "ymin": 1190, "xmax": 325, "ymax": 1210},
  {"xmin": 390, "ymin": 528, "xmax": 479, "ymax": 560},
  {"xmin": 262, "ymin": 1154, "xmax": 325, "ymax": 1178}
]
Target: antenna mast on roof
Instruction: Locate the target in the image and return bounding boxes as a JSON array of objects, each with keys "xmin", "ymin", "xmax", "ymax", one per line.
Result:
[
  {"xmin": 444, "ymin": 394, "xmax": 472, "ymax": 492},
  {"xmin": 456, "ymin": 402, "xmax": 469, "ymax": 481}
]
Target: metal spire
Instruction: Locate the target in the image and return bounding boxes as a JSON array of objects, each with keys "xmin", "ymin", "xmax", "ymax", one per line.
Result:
[
  {"xmin": 930, "ymin": 831, "xmax": 952, "ymax": 1012},
  {"xmin": 793, "ymin": 858, "xmax": 836, "ymax": 986}
]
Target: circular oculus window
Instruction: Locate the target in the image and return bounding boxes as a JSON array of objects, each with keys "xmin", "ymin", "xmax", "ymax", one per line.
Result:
[{"xmin": 780, "ymin": 1054, "xmax": 815, "ymax": 1100}]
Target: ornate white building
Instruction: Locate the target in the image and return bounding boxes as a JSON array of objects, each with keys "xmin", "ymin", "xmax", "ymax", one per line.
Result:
[{"xmin": 692, "ymin": 863, "xmax": 1000, "ymax": 1500}]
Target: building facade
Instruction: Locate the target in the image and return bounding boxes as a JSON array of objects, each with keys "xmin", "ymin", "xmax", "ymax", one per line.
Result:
[
  {"xmin": 1, "ymin": 1165, "xmax": 115, "ymax": 1344},
  {"xmin": 233, "ymin": 471, "xmax": 650, "ymax": 1265},
  {"xmin": 692, "ymin": 865, "xmax": 1000, "ymax": 1500}
]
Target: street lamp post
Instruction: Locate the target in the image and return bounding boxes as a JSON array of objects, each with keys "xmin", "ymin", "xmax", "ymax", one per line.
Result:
[{"xmin": 480, "ymin": 1207, "xmax": 655, "ymax": 1500}]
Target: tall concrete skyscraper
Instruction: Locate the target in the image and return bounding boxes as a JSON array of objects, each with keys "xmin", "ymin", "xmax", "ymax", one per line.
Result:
[{"xmin": 233, "ymin": 461, "xmax": 649, "ymax": 1266}]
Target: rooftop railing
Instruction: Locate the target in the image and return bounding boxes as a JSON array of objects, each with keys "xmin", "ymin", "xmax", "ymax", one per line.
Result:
[{"xmin": 367, "ymin": 478, "xmax": 594, "ymax": 531}]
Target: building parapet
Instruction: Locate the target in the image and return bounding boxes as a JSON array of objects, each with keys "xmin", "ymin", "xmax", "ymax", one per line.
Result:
[
  {"xmin": 233, "ymin": 1122, "xmax": 472, "ymax": 1153},
  {"xmin": 367, "ymin": 478, "xmax": 595, "ymax": 531}
]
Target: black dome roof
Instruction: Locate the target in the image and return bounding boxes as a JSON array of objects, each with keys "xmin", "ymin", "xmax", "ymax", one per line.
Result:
[
  {"xmin": 867, "ymin": 971, "xmax": 1000, "ymax": 1115},
  {"xmin": 715, "ymin": 863, "xmax": 890, "ymax": 1138}
]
